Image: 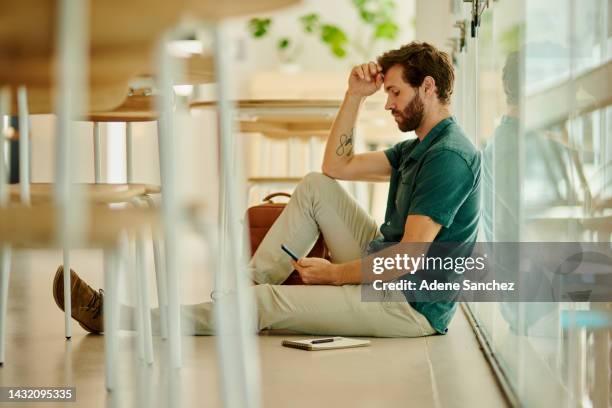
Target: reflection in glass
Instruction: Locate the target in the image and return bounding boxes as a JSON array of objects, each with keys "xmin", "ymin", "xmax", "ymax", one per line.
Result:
[{"xmin": 457, "ymin": 0, "xmax": 611, "ymax": 405}]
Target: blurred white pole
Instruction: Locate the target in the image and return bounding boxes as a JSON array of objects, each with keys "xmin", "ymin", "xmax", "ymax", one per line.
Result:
[
  {"xmin": 54, "ymin": 0, "xmax": 89, "ymax": 339},
  {"xmin": 0, "ymin": 88, "xmax": 12, "ymax": 365},
  {"xmin": 93, "ymin": 122, "xmax": 102, "ymax": 183},
  {"xmin": 156, "ymin": 37, "xmax": 182, "ymax": 369},
  {"xmin": 54, "ymin": 0, "xmax": 87, "ymax": 241},
  {"xmin": 126, "ymin": 122, "xmax": 134, "ymax": 183},
  {"xmin": 144, "ymin": 194, "xmax": 168, "ymax": 339},
  {"xmin": 135, "ymin": 214, "xmax": 154, "ymax": 365},
  {"xmin": 103, "ymin": 242, "xmax": 120, "ymax": 391},
  {"xmin": 0, "ymin": 89, "xmax": 8, "ymax": 206},
  {"xmin": 17, "ymin": 86, "xmax": 30, "ymax": 205},
  {"xmin": 213, "ymin": 22, "xmax": 261, "ymax": 408}
]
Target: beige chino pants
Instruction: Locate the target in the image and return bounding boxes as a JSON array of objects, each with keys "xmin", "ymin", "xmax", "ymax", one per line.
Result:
[{"xmin": 148, "ymin": 172, "xmax": 435, "ymax": 337}]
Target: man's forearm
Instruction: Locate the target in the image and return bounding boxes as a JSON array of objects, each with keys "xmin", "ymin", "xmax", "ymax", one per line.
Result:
[
  {"xmin": 333, "ymin": 259, "xmax": 363, "ymax": 285},
  {"xmin": 321, "ymin": 92, "xmax": 365, "ymax": 175}
]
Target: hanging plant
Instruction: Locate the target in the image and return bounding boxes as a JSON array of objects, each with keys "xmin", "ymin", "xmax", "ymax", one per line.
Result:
[{"xmin": 247, "ymin": 0, "xmax": 400, "ymax": 63}]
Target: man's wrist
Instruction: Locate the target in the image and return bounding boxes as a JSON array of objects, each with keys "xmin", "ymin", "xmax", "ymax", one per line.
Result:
[
  {"xmin": 344, "ymin": 91, "xmax": 366, "ymax": 103},
  {"xmin": 332, "ymin": 263, "xmax": 345, "ymax": 285}
]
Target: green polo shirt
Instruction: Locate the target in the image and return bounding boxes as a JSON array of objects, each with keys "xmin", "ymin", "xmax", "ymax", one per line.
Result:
[{"xmin": 372, "ymin": 116, "xmax": 481, "ymax": 334}]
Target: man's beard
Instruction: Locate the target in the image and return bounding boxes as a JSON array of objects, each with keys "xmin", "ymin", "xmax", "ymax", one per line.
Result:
[{"xmin": 392, "ymin": 93, "xmax": 424, "ymax": 132}]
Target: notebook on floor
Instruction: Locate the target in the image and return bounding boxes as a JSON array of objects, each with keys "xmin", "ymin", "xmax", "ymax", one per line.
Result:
[{"xmin": 282, "ymin": 336, "xmax": 371, "ymax": 351}]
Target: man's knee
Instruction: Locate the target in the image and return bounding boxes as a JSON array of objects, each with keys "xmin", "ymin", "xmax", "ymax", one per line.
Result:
[{"xmin": 295, "ymin": 172, "xmax": 337, "ymax": 197}]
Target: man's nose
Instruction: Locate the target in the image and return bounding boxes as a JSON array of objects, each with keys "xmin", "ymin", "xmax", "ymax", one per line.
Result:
[{"xmin": 384, "ymin": 99, "xmax": 394, "ymax": 111}]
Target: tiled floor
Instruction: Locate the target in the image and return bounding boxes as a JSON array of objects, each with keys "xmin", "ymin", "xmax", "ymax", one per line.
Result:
[{"xmin": 0, "ymin": 249, "xmax": 508, "ymax": 407}]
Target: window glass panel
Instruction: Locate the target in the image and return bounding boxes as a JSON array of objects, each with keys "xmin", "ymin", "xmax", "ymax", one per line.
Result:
[{"xmin": 461, "ymin": 0, "xmax": 611, "ymax": 406}]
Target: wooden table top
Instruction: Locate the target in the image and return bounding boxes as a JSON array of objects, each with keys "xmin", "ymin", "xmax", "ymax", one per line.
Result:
[
  {"xmin": 7, "ymin": 82, "xmax": 131, "ymax": 115},
  {"xmin": 0, "ymin": 0, "xmax": 179, "ymax": 86},
  {"xmin": 0, "ymin": 203, "xmax": 158, "ymax": 247},
  {"xmin": 9, "ymin": 183, "xmax": 149, "ymax": 204},
  {"xmin": 190, "ymin": 99, "xmax": 343, "ymax": 110},
  {"xmin": 1, "ymin": 0, "xmax": 299, "ymax": 110},
  {"xmin": 7, "ymin": 52, "xmax": 214, "ymax": 114},
  {"xmin": 86, "ymin": 89, "xmax": 157, "ymax": 122}
]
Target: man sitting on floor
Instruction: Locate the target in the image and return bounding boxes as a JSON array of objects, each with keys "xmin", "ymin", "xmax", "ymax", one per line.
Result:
[{"xmin": 53, "ymin": 41, "xmax": 481, "ymax": 338}]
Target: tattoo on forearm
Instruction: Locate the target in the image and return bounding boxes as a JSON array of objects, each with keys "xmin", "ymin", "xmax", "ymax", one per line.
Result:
[{"xmin": 335, "ymin": 128, "xmax": 354, "ymax": 157}]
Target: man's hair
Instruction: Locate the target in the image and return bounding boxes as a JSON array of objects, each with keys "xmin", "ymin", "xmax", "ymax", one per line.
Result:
[{"xmin": 377, "ymin": 42, "xmax": 455, "ymax": 104}]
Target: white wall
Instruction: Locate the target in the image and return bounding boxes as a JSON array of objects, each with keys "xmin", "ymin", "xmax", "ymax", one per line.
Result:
[{"xmin": 414, "ymin": 0, "xmax": 455, "ymax": 52}]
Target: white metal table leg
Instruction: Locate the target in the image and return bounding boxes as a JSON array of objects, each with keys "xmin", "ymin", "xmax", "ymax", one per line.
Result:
[
  {"xmin": 1, "ymin": 87, "xmax": 32, "ymax": 362},
  {"xmin": 144, "ymin": 194, "xmax": 168, "ymax": 339},
  {"xmin": 0, "ymin": 88, "xmax": 11, "ymax": 365},
  {"xmin": 93, "ymin": 122, "xmax": 101, "ymax": 183},
  {"xmin": 213, "ymin": 22, "xmax": 261, "ymax": 408},
  {"xmin": 62, "ymin": 249, "xmax": 72, "ymax": 339},
  {"xmin": 217, "ymin": 129, "xmax": 228, "ymax": 286},
  {"xmin": 132, "ymin": 238, "xmax": 145, "ymax": 362},
  {"xmin": 156, "ymin": 40, "xmax": 182, "ymax": 369},
  {"xmin": 103, "ymin": 244, "xmax": 120, "ymax": 391},
  {"xmin": 134, "ymin": 209, "xmax": 154, "ymax": 364},
  {"xmin": 127, "ymin": 117, "xmax": 155, "ymax": 359},
  {"xmin": 54, "ymin": 0, "xmax": 88, "ymax": 341},
  {"xmin": 17, "ymin": 86, "xmax": 30, "ymax": 205},
  {"xmin": 0, "ymin": 244, "xmax": 11, "ymax": 366},
  {"xmin": 0, "ymin": 89, "xmax": 9, "ymax": 201},
  {"xmin": 126, "ymin": 122, "xmax": 134, "ymax": 183}
]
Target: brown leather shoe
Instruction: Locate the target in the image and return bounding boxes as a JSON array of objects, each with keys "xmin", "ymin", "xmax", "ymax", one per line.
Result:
[{"xmin": 53, "ymin": 266, "xmax": 104, "ymax": 334}]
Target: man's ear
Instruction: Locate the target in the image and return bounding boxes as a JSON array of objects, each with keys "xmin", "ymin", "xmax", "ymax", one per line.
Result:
[{"xmin": 422, "ymin": 76, "xmax": 436, "ymax": 99}]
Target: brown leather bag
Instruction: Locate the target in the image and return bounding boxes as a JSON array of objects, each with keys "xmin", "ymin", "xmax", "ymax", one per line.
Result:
[{"xmin": 246, "ymin": 192, "xmax": 330, "ymax": 285}]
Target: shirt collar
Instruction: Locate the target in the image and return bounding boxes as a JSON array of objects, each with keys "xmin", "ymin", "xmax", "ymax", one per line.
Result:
[{"xmin": 408, "ymin": 116, "xmax": 456, "ymax": 161}]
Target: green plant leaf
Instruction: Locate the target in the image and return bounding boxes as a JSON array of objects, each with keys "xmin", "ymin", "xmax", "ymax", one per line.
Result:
[
  {"xmin": 278, "ymin": 37, "xmax": 291, "ymax": 50},
  {"xmin": 374, "ymin": 21, "xmax": 399, "ymax": 39},
  {"xmin": 248, "ymin": 18, "xmax": 272, "ymax": 38},
  {"xmin": 359, "ymin": 9, "xmax": 376, "ymax": 23},
  {"xmin": 320, "ymin": 24, "xmax": 348, "ymax": 58},
  {"xmin": 331, "ymin": 45, "xmax": 347, "ymax": 58},
  {"xmin": 353, "ymin": 0, "xmax": 399, "ymax": 25},
  {"xmin": 300, "ymin": 13, "xmax": 320, "ymax": 33},
  {"xmin": 320, "ymin": 24, "xmax": 347, "ymax": 43},
  {"xmin": 379, "ymin": 0, "xmax": 396, "ymax": 14}
]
